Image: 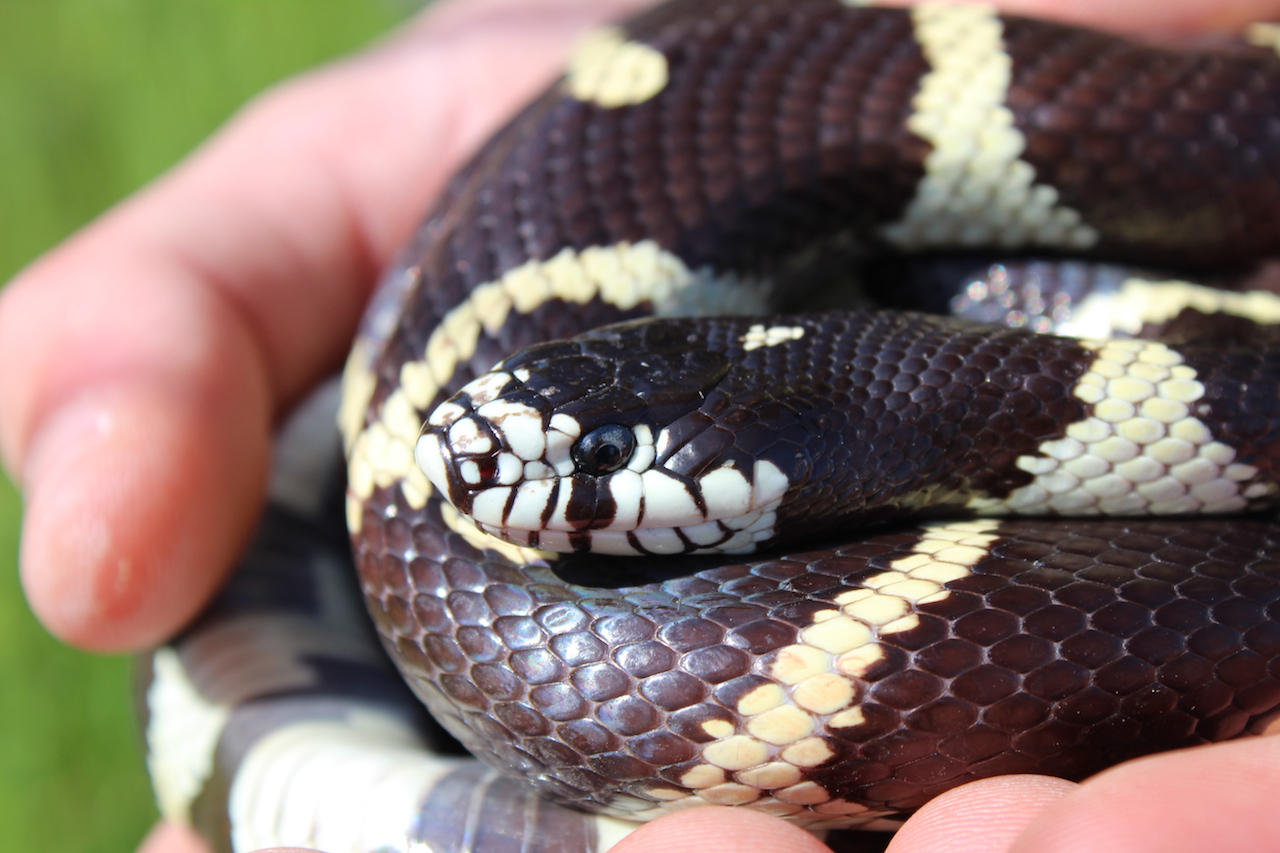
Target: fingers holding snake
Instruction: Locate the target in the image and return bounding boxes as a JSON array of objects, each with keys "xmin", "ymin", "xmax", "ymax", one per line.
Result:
[
  {"xmin": 135, "ymin": 0, "xmax": 1280, "ymax": 851},
  {"xmin": 336, "ymin": 0, "xmax": 1280, "ymax": 843},
  {"xmin": 0, "ymin": 0, "xmax": 648, "ymax": 651}
]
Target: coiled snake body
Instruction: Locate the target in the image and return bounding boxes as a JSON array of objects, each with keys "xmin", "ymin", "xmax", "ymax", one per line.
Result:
[{"xmin": 142, "ymin": 2, "xmax": 1280, "ymax": 851}]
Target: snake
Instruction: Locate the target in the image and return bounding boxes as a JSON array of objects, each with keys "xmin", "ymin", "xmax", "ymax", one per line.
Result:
[{"xmin": 139, "ymin": 2, "xmax": 1280, "ymax": 852}]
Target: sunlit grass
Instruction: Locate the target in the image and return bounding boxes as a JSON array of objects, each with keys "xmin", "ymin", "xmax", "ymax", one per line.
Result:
[{"xmin": 0, "ymin": 2, "xmax": 411, "ymax": 850}]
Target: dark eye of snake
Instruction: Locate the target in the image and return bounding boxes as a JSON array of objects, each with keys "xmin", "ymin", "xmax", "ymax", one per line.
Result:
[{"xmin": 571, "ymin": 424, "xmax": 636, "ymax": 476}]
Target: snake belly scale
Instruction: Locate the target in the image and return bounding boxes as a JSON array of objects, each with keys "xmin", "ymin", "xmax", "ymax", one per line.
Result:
[{"xmin": 142, "ymin": 1, "xmax": 1280, "ymax": 851}]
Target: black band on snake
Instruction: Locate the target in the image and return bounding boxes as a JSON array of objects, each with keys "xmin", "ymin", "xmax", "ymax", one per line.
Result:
[{"xmin": 140, "ymin": 3, "xmax": 1280, "ymax": 851}]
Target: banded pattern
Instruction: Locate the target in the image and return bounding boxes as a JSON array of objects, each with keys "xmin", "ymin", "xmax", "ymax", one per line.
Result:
[
  {"xmin": 341, "ymin": 0, "xmax": 1280, "ymax": 836},
  {"xmin": 142, "ymin": 1, "xmax": 1280, "ymax": 851},
  {"xmin": 416, "ymin": 311, "xmax": 1280, "ymax": 557},
  {"xmin": 145, "ymin": 386, "xmax": 641, "ymax": 853}
]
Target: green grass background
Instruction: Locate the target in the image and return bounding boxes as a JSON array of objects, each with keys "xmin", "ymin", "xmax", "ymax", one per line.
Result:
[{"xmin": 0, "ymin": 2, "xmax": 412, "ymax": 850}]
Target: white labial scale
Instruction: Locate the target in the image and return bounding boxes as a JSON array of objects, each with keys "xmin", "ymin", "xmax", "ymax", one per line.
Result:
[
  {"xmin": 681, "ymin": 520, "xmax": 731, "ymax": 547},
  {"xmin": 437, "ymin": 493, "xmax": 558, "ymax": 565},
  {"xmin": 722, "ymin": 508, "xmax": 765, "ymax": 532},
  {"xmin": 639, "ymin": 470, "xmax": 702, "ymax": 526},
  {"xmin": 229, "ymin": 709, "xmax": 465, "ymax": 853},
  {"xmin": 550, "ymin": 473, "xmax": 578, "ymax": 529},
  {"xmin": 632, "ymin": 526, "xmax": 689, "ymax": 554},
  {"xmin": 751, "ymin": 460, "xmax": 790, "ymax": 509},
  {"xmin": 506, "ymin": 478, "xmax": 558, "ymax": 530},
  {"xmin": 605, "ymin": 469, "xmax": 645, "ymax": 531},
  {"xmin": 470, "ymin": 486, "xmax": 513, "ymax": 527},
  {"xmin": 742, "ymin": 516, "xmax": 779, "ymax": 549},
  {"xmin": 719, "ymin": 531, "xmax": 759, "ymax": 553},
  {"xmin": 351, "ymin": 240, "xmax": 729, "ymax": 533},
  {"xmin": 698, "ymin": 465, "xmax": 754, "ymax": 518},
  {"xmin": 533, "ymin": 529, "xmax": 575, "ymax": 552}
]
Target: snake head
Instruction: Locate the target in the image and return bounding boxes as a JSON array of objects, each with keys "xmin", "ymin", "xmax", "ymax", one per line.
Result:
[{"xmin": 415, "ymin": 319, "xmax": 794, "ymax": 556}]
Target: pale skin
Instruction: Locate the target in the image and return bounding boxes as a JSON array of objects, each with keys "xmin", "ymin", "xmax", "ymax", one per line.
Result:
[{"xmin": 2, "ymin": 0, "xmax": 1280, "ymax": 852}]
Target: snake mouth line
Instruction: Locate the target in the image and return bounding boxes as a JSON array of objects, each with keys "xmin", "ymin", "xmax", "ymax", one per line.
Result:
[{"xmin": 418, "ymin": 412, "xmax": 793, "ymax": 556}]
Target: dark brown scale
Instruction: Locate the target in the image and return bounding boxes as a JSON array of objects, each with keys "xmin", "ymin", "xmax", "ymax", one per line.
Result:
[
  {"xmin": 358, "ymin": 500, "xmax": 1280, "ymax": 815},
  {"xmin": 1002, "ymin": 18, "xmax": 1280, "ymax": 267},
  {"xmin": 1174, "ymin": 328, "xmax": 1280, "ymax": 483},
  {"xmin": 349, "ymin": 0, "xmax": 1280, "ymax": 830},
  {"xmin": 559, "ymin": 311, "xmax": 1099, "ymax": 537}
]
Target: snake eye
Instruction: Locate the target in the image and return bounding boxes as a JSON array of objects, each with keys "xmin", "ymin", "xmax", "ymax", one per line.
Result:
[{"xmin": 571, "ymin": 424, "xmax": 636, "ymax": 476}]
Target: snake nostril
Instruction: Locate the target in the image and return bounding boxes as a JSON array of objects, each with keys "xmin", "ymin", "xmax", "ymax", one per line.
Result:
[{"xmin": 477, "ymin": 456, "xmax": 500, "ymax": 483}]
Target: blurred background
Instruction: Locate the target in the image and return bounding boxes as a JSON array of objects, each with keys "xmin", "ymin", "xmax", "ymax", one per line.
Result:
[{"xmin": 0, "ymin": 2, "xmax": 415, "ymax": 850}]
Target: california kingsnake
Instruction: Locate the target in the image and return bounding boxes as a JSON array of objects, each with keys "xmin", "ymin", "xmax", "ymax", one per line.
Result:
[{"xmin": 143, "ymin": 2, "xmax": 1280, "ymax": 851}]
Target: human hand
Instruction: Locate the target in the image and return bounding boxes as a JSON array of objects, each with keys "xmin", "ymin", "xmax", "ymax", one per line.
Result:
[
  {"xmin": 610, "ymin": 731, "xmax": 1280, "ymax": 852},
  {"xmin": 133, "ymin": 733, "xmax": 1280, "ymax": 853},
  {"xmin": 4, "ymin": 0, "xmax": 1278, "ymax": 852}
]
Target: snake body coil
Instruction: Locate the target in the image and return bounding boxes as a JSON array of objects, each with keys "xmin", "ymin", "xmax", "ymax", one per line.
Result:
[{"xmin": 143, "ymin": 2, "xmax": 1280, "ymax": 851}]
